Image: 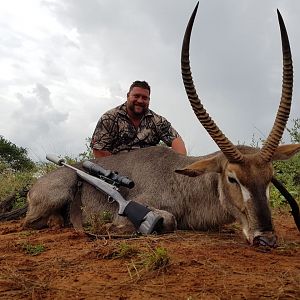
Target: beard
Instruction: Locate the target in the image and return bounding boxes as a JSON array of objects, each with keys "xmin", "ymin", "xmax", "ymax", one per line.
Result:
[{"xmin": 127, "ymin": 102, "xmax": 148, "ymax": 118}]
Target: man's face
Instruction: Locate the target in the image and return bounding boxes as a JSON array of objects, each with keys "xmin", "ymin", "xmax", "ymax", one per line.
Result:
[{"xmin": 126, "ymin": 87, "xmax": 150, "ymax": 118}]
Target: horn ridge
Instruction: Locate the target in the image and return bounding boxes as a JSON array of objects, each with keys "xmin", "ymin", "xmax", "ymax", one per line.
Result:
[
  {"xmin": 260, "ymin": 10, "xmax": 293, "ymax": 162},
  {"xmin": 181, "ymin": 3, "xmax": 244, "ymax": 163}
]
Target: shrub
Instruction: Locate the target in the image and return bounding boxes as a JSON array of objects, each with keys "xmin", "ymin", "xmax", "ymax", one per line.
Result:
[
  {"xmin": 0, "ymin": 136, "xmax": 34, "ymax": 172},
  {"xmin": 271, "ymin": 153, "xmax": 300, "ymax": 207}
]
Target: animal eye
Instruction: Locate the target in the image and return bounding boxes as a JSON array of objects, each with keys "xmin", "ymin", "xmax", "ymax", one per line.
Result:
[{"xmin": 228, "ymin": 176, "xmax": 238, "ymax": 184}]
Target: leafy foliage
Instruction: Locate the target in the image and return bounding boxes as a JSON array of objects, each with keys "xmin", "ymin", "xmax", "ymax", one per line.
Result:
[
  {"xmin": 0, "ymin": 136, "xmax": 34, "ymax": 172},
  {"xmin": 270, "ymin": 119, "xmax": 300, "ymax": 207},
  {"xmin": 78, "ymin": 137, "xmax": 93, "ymax": 161},
  {"xmin": 240, "ymin": 120, "xmax": 300, "ymax": 208},
  {"xmin": 0, "ymin": 137, "xmax": 36, "ymax": 203},
  {"xmin": 0, "ymin": 137, "xmax": 94, "ymax": 207},
  {"xmin": 271, "ymin": 153, "xmax": 300, "ymax": 207},
  {"xmin": 287, "ymin": 118, "xmax": 300, "ymax": 143},
  {"xmin": 0, "ymin": 168, "xmax": 36, "ymax": 201}
]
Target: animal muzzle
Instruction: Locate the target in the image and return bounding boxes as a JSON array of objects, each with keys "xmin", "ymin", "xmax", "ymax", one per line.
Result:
[{"xmin": 252, "ymin": 231, "xmax": 277, "ymax": 248}]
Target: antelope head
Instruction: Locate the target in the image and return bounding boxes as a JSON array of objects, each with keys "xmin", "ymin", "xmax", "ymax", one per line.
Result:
[{"xmin": 177, "ymin": 3, "xmax": 300, "ymax": 247}]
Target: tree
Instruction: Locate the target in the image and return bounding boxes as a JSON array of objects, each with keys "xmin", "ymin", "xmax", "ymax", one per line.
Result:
[
  {"xmin": 287, "ymin": 118, "xmax": 300, "ymax": 143},
  {"xmin": 78, "ymin": 137, "xmax": 94, "ymax": 161},
  {"xmin": 0, "ymin": 136, "xmax": 34, "ymax": 172}
]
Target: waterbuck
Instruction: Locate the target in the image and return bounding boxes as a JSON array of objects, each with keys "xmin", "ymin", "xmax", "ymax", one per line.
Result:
[{"xmin": 23, "ymin": 3, "xmax": 300, "ymax": 247}]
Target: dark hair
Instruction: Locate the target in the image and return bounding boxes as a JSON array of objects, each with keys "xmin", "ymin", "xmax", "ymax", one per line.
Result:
[{"xmin": 128, "ymin": 80, "xmax": 151, "ymax": 95}]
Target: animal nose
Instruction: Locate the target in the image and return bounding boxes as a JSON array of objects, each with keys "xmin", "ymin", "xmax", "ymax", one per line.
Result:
[{"xmin": 253, "ymin": 233, "xmax": 277, "ymax": 248}]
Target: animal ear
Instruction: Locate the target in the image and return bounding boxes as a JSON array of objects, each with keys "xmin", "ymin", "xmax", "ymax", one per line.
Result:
[
  {"xmin": 272, "ymin": 144, "xmax": 300, "ymax": 161},
  {"xmin": 175, "ymin": 156, "xmax": 221, "ymax": 177}
]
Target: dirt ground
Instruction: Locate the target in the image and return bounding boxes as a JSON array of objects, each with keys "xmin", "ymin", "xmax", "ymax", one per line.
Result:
[{"xmin": 0, "ymin": 210, "xmax": 299, "ymax": 300}]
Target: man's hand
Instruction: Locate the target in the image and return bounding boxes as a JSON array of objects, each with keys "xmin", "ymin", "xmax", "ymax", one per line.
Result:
[{"xmin": 171, "ymin": 137, "xmax": 187, "ymax": 155}]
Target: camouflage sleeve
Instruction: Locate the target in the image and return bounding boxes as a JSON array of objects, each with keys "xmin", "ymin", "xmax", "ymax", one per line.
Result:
[
  {"xmin": 156, "ymin": 116, "xmax": 180, "ymax": 147},
  {"xmin": 90, "ymin": 113, "xmax": 116, "ymax": 152}
]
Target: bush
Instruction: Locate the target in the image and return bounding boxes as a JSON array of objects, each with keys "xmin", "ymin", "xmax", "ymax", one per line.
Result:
[
  {"xmin": 0, "ymin": 168, "xmax": 36, "ymax": 204},
  {"xmin": 271, "ymin": 153, "xmax": 300, "ymax": 207},
  {"xmin": 270, "ymin": 118, "xmax": 300, "ymax": 207},
  {"xmin": 0, "ymin": 136, "xmax": 34, "ymax": 172},
  {"xmin": 0, "ymin": 136, "xmax": 94, "ymax": 209},
  {"xmin": 0, "ymin": 150, "xmax": 88, "ymax": 208}
]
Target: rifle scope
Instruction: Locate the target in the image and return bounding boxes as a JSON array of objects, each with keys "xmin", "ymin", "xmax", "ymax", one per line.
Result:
[{"xmin": 82, "ymin": 161, "xmax": 135, "ymax": 189}]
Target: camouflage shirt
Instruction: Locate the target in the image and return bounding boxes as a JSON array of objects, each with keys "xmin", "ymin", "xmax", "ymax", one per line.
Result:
[{"xmin": 91, "ymin": 103, "xmax": 180, "ymax": 154}]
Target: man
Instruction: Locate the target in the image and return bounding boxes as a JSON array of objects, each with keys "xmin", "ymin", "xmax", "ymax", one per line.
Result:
[{"xmin": 91, "ymin": 80, "xmax": 187, "ymax": 157}]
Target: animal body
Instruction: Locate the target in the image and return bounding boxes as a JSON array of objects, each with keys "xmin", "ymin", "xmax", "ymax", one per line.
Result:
[{"xmin": 24, "ymin": 4, "xmax": 300, "ymax": 247}]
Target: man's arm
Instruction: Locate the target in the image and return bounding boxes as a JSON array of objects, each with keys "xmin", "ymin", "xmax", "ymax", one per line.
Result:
[
  {"xmin": 91, "ymin": 113, "xmax": 115, "ymax": 158},
  {"xmin": 171, "ymin": 137, "xmax": 187, "ymax": 155},
  {"xmin": 93, "ymin": 149, "xmax": 112, "ymax": 158},
  {"xmin": 156, "ymin": 116, "xmax": 187, "ymax": 155}
]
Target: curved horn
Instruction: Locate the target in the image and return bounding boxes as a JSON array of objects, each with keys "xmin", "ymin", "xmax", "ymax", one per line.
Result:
[
  {"xmin": 260, "ymin": 10, "xmax": 293, "ymax": 162},
  {"xmin": 181, "ymin": 3, "xmax": 244, "ymax": 163}
]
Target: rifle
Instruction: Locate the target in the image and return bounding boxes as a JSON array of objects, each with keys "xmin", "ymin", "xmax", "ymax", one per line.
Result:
[{"xmin": 46, "ymin": 154, "xmax": 164, "ymax": 234}]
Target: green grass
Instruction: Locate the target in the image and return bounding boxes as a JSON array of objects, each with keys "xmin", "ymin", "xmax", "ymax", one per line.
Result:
[
  {"xmin": 139, "ymin": 246, "xmax": 170, "ymax": 271},
  {"xmin": 127, "ymin": 245, "xmax": 170, "ymax": 279},
  {"xmin": 83, "ymin": 210, "xmax": 114, "ymax": 234},
  {"xmin": 22, "ymin": 243, "xmax": 46, "ymax": 256},
  {"xmin": 106, "ymin": 242, "xmax": 139, "ymax": 259},
  {"xmin": 271, "ymin": 153, "xmax": 300, "ymax": 207}
]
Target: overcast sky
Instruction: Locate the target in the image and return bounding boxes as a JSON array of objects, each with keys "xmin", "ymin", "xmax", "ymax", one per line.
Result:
[{"xmin": 1, "ymin": 0, "xmax": 300, "ymax": 161}]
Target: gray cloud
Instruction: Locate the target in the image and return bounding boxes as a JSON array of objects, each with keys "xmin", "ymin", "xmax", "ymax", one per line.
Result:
[
  {"xmin": 10, "ymin": 84, "xmax": 68, "ymax": 157},
  {"xmin": 1, "ymin": 0, "xmax": 300, "ymax": 160}
]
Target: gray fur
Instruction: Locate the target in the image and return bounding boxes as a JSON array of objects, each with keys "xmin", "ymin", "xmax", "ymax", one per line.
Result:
[{"xmin": 24, "ymin": 146, "xmax": 247, "ymax": 232}]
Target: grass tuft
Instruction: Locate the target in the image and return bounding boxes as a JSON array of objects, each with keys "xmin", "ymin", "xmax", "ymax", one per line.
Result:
[
  {"xmin": 127, "ymin": 245, "xmax": 170, "ymax": 279},
  {"xmin": 22, "ymin": 243, "xmax": 46, "ymax": 256}
]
